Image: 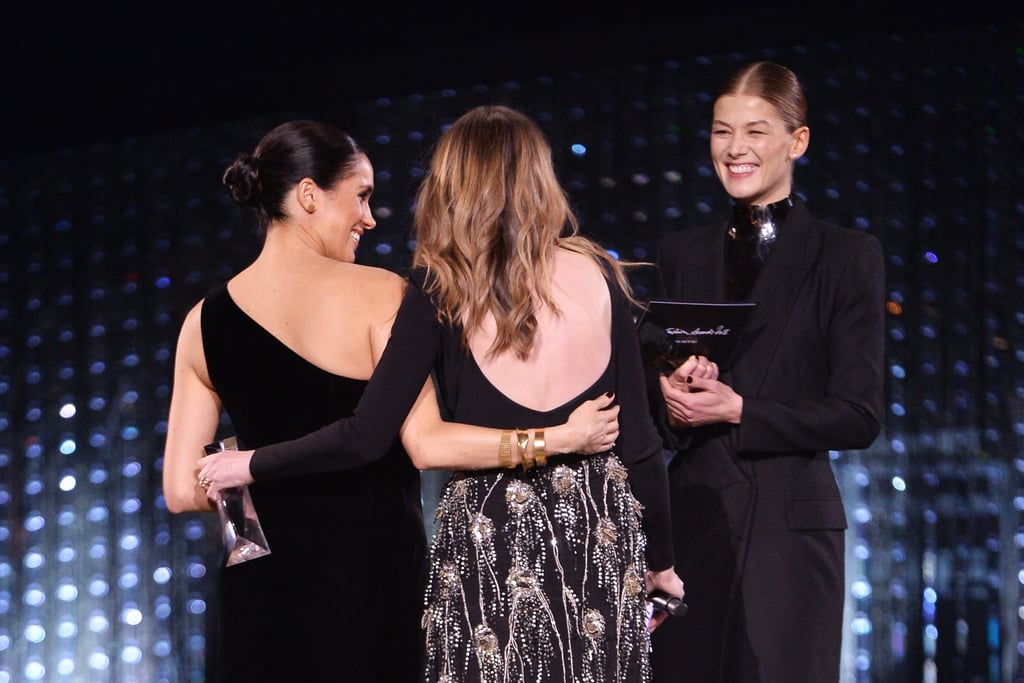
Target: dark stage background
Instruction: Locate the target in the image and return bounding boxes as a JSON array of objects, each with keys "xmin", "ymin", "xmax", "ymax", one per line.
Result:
[{"xmin": 2, "ymin": 7, "xmax": 1023, "ymax": 682}]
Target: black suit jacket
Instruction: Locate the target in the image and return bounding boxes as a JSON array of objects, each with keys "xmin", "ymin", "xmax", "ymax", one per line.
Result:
[{"xmin": 649, "ymin": 199, "xmax": 884, "ymax": 683}]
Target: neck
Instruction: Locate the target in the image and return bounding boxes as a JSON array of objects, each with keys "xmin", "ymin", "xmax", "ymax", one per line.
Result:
[{"xmin": 261, "ymin": 221, "xmax": 329, "ymax": 260}]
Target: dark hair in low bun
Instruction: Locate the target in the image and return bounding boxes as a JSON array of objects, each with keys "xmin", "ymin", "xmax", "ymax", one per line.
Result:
[
  {"xmin": 223, "ymin": 120, "xmax": 366, "ymax": 232},
  {"xmin": 222, "ymin": 152, "xmax": 261, "ymax": 207}
]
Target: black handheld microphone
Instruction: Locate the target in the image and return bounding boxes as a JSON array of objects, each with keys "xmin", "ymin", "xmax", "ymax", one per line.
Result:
[
  {"xmin": 647, "ymin": 590, "xmax": 688, "ymax": 617},
  {"xmin": 638, "ymin": 322, "xmax": 676, "ymax": 358},
  {"xmin": 638, "ymin": 321, "xmax": 690, "ymax": 371}
]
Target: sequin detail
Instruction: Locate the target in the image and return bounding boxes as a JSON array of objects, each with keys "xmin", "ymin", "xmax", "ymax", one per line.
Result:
[
  {"xmin": 583, "ymin": 609, "xmax": 606, "ymax": 638},
  {"xmin": 422, "ymin": 455, "xmax": 651, "ymax": 682},
  {"xmin": 469, "ymin": 514, "xmax": 494, "ymax": 546},
  {"xmin": 596, "ymin": 517, "xmax": 619, "ymax": 547}
]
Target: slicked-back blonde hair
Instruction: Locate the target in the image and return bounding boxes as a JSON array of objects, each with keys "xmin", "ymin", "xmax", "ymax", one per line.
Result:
[
  {"xmin": 412, "ymin": 105, "xmax": 637, "ymax": 360},
  {"xmin": 717, "ymin": 61, "xmax": 808, "ymax": 133}
]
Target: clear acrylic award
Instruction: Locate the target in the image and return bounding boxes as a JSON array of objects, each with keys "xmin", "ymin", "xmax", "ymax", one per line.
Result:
[{"xmin": 203, "ymin": 436, "xmax": 272, "ymax": 566}]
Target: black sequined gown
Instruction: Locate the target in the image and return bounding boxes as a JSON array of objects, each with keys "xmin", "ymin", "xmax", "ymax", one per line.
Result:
[
  {"xmin": 419, "ymin": 266, "xmax": 671, "ymax": 683},
  {"xmin": 199, "ymin": 283, "xmax": 428, "ymax": 682}
]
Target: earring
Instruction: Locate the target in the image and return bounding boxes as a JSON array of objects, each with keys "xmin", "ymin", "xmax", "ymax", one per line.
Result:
[{"xmin": 306, "ymin": 204, "xmax": 316, "ymax": 213}]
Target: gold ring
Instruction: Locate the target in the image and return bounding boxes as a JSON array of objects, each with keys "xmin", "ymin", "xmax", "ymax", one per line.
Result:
[{"xmin": 199, "ymin": 476, "xmax": 212, "ymax": 490}]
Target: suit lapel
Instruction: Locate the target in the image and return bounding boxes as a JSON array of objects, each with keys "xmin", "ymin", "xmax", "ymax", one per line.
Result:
[{"xmin": 733, "ymin": 202, "xmax": 821, "ymax": 394}]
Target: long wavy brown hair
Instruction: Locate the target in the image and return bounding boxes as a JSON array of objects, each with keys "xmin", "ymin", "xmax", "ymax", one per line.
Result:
[{"xmin": 412, "ymin": 105, "xmax": 638, "ymax": 360}]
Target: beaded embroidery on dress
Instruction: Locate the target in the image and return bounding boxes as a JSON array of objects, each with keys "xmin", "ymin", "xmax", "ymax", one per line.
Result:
[{"xmin": 422, "ymin": 453, "xmax": 652, "ymax": 683}]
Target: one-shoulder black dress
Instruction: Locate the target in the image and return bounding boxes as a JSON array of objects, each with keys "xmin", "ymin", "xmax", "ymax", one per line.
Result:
[{"xmin": 199, "ymin": 283, "xmax": 427, "ymax": 682}]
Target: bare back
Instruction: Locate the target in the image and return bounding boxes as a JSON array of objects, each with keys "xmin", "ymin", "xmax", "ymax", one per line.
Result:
[
  {"xmin": 466, "ymin": 248, "xmax": 612, "ymax": 412},
  {"xmin": 226, "ymin": 253, "xmax": 404, "ymax": 380}
]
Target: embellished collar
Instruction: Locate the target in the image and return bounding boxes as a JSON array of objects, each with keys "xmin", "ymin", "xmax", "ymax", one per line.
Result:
[{"xmin": 727, "ymin": 195, "xmax": 794, "ymax": 245}]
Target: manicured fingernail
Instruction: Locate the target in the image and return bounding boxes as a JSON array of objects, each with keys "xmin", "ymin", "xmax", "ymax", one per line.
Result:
[{"xmin": 686, "ymin": 376, "xmax": 693, "ymax": 384}]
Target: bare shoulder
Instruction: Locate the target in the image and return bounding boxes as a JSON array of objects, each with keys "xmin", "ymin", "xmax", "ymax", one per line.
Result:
[
  {"xmin": 356, "ymin": 262, "xmax": 405, "ymax": 289},
  {"xmin": 554, "ymin": 248, "xmax": 611, "ymax": 307},
  {"xmin": 349, "ymin": 263, "xmax": 405, "ymax": 300},
  {"xmin": 176, "ymin": 299, "xmax": 205, "ymax": 343},
  {"xmin": 556, "ymin": 247, "xmax": 609, "ymax": 287},
  {"xmin": 173, "ymin": 298, "xmax": 209, "ymax": 374},
  {"xmin": 329, "ymin": 262, "xmax": 406, "ymax": 321}
]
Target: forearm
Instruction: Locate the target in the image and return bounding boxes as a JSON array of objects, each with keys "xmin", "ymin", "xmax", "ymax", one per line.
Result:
[
  {"xmin": 164, "ymin": 473, "xmax": 217, "ymax": 514},
  {"xmin": 627, "ymin": 449, "xmax": 675, "ymax": 571},
  {"xmin": 164, "ymin": 424, "xmax": 218, "ymax": 513},
  {"xmin": 404, "ymin": 421, "xmax": 582, "ymax": 471},
  {"xmin": 401, "ymin": 381, "xmax": 582, "ymax": 470},
  {"xmin": 400, "ymin": 375, "xmax": 620, "ymax": 470},
  {"xmin": 737, "ymin": 394, "xmax": 880, "ymax": 453}
]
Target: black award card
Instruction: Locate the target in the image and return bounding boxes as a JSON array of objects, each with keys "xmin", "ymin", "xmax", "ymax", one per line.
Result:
[{"xmin": 636, "ymin": 300, "xmax": 757, "ymax": 371}]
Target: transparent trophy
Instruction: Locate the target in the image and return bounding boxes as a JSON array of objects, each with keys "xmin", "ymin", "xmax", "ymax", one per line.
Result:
[{"xmin": 203, "ymin": 436, "xmax": 272, "ymax": 566}]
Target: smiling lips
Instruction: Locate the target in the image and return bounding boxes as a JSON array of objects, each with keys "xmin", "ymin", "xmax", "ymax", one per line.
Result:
[{"xmin": 727, "ymin": 164, "xmax": 757, "ymax": 174}]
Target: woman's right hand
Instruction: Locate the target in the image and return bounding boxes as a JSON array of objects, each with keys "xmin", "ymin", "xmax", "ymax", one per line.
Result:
[
  {"xmin": 646, "ymin": 567, "xmax": 686, "ymax": 632},
  {"xmin": 560, "ymin": 393, "xmax": 620, "ymax": 455}
]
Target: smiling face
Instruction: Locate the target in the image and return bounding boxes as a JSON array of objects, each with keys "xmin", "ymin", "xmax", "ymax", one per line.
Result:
[
  {"xmin": 318, "ymin": 154, "xmax": 376, "ymax": 263},
  {"xmin": 710, "ymin": 94, "xmax": 809, "ymax": 207}
]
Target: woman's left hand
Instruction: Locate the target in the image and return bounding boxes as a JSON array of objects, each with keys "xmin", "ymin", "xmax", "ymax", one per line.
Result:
[
  {"xmin": 667, "ymin": 354, "xmax": 718, "ymax": 389},
  {"xmin": 562, "ymin": 393, "xmax": 620, "ymax": 454}
]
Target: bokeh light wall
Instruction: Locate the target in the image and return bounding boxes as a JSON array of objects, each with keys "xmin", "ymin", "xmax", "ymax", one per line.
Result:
[{"xmin": 1, "ymin": 21, "xmax": 1022, "ymax": 682}]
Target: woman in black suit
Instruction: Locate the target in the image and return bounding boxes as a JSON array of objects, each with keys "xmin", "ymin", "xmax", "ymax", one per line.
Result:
[{"xmin": 648, "ymin": 61, "xmax": 885, "ymax": 682}]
